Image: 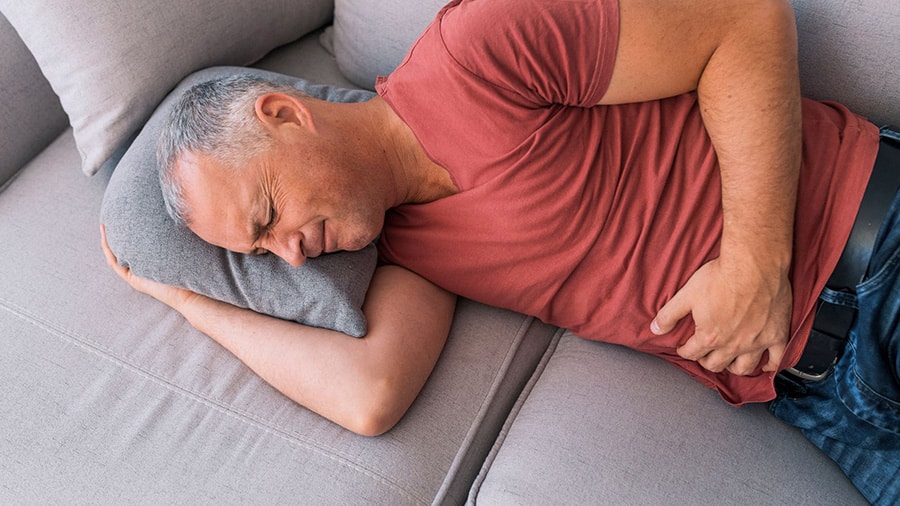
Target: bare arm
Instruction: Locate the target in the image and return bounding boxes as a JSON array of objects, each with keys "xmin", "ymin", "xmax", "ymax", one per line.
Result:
[
  {"xmin": 101, "ymin": 227, "xmax": 456, "ymax": 436},
  {"xmin": 601, "ymin": 0, "xmax": 801, "ymax": 374}
]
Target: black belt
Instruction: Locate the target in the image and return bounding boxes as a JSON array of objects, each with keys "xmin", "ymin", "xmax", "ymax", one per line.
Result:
[{"xmin": 779, "ymin": 130, "xmax": 900, "ymax": 391}]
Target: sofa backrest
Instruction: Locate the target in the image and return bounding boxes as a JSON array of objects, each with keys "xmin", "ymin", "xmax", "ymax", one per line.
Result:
[
  {"xmin": 333, "ymin": 0, "xmax": 899, "ymax": 126},
  {"xmin": 0, "ymin": 12, "xmax": 68, "ymax": 186},
  {"xmin": 792, "ymin": 0, "xmax": 899, "ymax": 127}
]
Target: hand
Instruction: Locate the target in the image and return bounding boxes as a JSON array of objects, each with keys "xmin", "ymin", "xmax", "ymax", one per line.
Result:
[
  {"xmin": 650, "ymin": 257, "xmax": 792, "ymax": 375},
  {"xmin": 100, "ymin": 225, "xmax": 197, "ymax": 311}
]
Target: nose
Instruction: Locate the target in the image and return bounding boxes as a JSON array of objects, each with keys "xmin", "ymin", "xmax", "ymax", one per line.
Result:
[{"xmin": 268, "ymin": 231, "xmax": 306, "ymax": 267}]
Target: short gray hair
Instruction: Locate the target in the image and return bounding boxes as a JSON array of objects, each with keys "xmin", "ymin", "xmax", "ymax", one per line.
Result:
[{"xmin": 157, "ymin": 74, "xmax": 307, "ymax": 226}]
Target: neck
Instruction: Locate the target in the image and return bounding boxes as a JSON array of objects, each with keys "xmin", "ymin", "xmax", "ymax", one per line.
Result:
[{"xmin": 355, "ymin": 97, "xmax": 458, "ymax": 208}]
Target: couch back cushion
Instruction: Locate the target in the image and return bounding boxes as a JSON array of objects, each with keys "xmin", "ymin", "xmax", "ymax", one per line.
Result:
[
  {"xmin": 0, "ymin": 0, "xmax": 334, "ymax": 176},
  {"xmin": 0, "ymin": 12, "xmax": 68, "ymax": 185},
  {"xmin": 332, "ymin": 0, "xmax": 446, "ymax": 89},
  {"xmin": 333, "ymin": 0, "xmax": 898, "ymax": 125},
  {"xmin": 791, "ymin": 0, "xmax": 899, "ymax": 127}
]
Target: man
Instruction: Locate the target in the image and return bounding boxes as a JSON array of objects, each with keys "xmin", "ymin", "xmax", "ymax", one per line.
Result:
[{"xmin": 101, "ymin": 0, "xmax": 897, "ymax": 502}]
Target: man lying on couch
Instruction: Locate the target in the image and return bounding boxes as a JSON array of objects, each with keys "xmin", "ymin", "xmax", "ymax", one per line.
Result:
[{"xmin": 100, "ymin": 0, "xmax": 898, "ymax": 502}]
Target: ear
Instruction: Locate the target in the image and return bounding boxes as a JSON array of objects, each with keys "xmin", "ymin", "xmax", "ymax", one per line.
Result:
[{"xmin": 254, "ymin": 93, "xmax": 316, "ymax": 133}]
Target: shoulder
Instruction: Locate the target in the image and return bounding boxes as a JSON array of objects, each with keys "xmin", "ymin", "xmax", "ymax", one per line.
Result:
[{"xmin": 438, "ymin": 0, "xmax": 619, "ymax": 105}]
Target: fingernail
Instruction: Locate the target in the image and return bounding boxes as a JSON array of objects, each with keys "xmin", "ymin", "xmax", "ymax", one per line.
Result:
[{"xmin": 650, "ymin": 320, "xmax": 662, "ymax": 335}]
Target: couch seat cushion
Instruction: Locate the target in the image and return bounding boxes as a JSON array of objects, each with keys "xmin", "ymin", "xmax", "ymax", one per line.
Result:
[{"xmin": 470, "ymin": 331, "xmax": 868, "ymax": 505}]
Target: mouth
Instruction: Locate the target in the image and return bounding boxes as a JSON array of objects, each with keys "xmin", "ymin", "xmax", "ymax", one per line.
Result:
[{"xmin": 323, "ymin": 220, "xmax": 334, "ymax": 254}]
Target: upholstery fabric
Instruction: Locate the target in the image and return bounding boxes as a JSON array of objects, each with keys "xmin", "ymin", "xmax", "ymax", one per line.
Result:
[
  {"xmin": 791, "ymin": 0, "xmax": 900, "ymax": 127},
  {"xmin": 332, "ymin": 0, "xmax": 447, "ymax": 89},
  {"xmin": 470, "ymin": 332, "xmax": 868, "ymax": 505},
  {"xmin": 0, "ymin": 13, "xmax": 67, "ymax": 185},
  {"xmin": 0, "ymin": 0, "xmax": 334, "ymax": 176},
  {"xmin": 102, "ymin": 67, "xmax": 376, "ymax": 337}
]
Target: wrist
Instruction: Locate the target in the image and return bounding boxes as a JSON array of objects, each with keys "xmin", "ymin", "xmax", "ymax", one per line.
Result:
[{"xmin": 719, "ymin": 237, "xmax": 793, "ymax": 279}]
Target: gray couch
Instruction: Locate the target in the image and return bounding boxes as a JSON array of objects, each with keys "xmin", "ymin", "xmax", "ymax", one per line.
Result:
[{"xmin": 1, "ymin": 0, "xmax": 896, "ymax": 504}]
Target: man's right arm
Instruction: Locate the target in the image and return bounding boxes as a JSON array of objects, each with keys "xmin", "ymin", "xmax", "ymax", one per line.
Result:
[
  {"xmin": 601, "ymin": 0, "xmax": 801, "ymax": 376},
  {"xmin": 102, "ymin": 227, "xmax": 457, "ymax": 436}
]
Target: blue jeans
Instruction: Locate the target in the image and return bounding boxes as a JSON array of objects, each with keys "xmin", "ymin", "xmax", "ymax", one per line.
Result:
[{"xmin": 771, "ymin": 127, "xmax": 900, "ymax": 505}]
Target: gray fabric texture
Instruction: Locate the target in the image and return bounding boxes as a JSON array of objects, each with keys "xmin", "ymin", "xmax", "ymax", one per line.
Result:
[
  {"xmin": 0, "ymin": 0, "xmax": 334, "ymax": 176},
  {"xmin": 254, "ymin": 28, "xmax": 358, "ymax": 90},
  {"xmin": 332, "ymin": 0, "xmax": 447, "ymax": 89},
  {"xmin": 0, "ymin": 127, "xmax": 557, "ymax": 502},
  {"xmin": 101, "ymin": 66, "xmax": 377, "ymax": 337},
  {"xmin": 0, "ymin": 12, "xmax": 67, "ymax": 185},
  {"xmin": 470, "ymin": 332, "xmax": 868, "ymax": 505},
  {"xmin": 791, "ymin": 0, "xmax": 900, "ymax": 127}
]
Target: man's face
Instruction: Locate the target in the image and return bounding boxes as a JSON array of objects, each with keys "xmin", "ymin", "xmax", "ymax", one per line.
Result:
[{"xmin": 177, "ymin": 139, "xmax": 384, "ymax": 267}]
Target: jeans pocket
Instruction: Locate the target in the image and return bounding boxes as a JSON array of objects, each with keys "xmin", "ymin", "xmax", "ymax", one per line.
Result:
[{"xmin": 837, "ymin": 342, "xmax": 900, "ymax": 443}]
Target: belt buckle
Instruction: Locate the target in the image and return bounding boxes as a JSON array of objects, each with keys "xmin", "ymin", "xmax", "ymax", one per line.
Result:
[
  {"xmin": 784, "ymin": 323, "xmax": 848, "ymax": 384},
  {"xmin": 784, "ymin": 362, "xmax": 836, "ymax": 382}
]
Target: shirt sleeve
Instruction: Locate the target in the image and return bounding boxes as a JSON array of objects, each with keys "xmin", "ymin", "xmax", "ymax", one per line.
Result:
[{"xmin": 437, "ymin": 0, "xmax": 620, "ymax": 108}]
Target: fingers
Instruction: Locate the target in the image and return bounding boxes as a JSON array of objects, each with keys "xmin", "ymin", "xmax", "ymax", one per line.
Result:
[
  {"xmin": 763, "ymin": 342, "xmax": 787, "ymax": 372},
  {"xmin": 100, "ymin": 225, "xmax": 120, "ymax": 269},
  {"xmin": 677, "ymin": 333, "xmax": 783, "ymax": 376},
  {"xmin": 678, "ymin": 336, "xmax": 763, "ymax": 375},
  {"xmin": 650, "ymin": 289, "xmax": 692, "ymax": 335},
  {"xmin": 725, "ymin": 350, "xmax": 764, "ymax": 376},
  {"xmin": 99, "ymin": 225, "xmax": 115, "ymax": 265},
  {"xmin": 100, "ymin": 225, "xmax": 132, "ymax": 281}
]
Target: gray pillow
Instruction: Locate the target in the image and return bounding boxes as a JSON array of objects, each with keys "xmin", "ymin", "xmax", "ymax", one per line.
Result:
[
  {"xmin": 332, "ymin": 0, "xmax": 447, "ymax": 89},
  {"xmin": 0, "ymin": 12, "xmax": 68, "ymax": 185},
  {"xmin": 0, "ymin": 0, "xmax": 333, "ymax": 176},
  {"xmin": 101, "ymin": 67, "xmax": 378, "ymax": 337}
]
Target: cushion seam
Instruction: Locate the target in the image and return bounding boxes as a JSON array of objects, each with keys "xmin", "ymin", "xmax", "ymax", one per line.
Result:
[
  {"xmin": 434, "ymin": 315, "xmax": 557, "ymax": 505},
  {"xmin": 465, "ymin": 327, "xmax": 566, "ymax": 505},
  {"xmin": 0, "ymin": 295, "xmax": 427, "ymax": 503}
]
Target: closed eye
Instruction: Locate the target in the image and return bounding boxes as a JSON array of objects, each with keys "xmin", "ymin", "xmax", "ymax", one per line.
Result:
[{"xmin": 265, "ymin": 203, "xmax": 278, "ymax": 230}]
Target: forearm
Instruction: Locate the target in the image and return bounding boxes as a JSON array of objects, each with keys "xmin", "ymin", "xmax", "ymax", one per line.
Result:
[
  {"xmin": 697, "ymin": 0, "xmax": 802, "ymax": 272},
  {"xmin": 175, "ymin": 265, "xmax": 456, "ymax": 436}
]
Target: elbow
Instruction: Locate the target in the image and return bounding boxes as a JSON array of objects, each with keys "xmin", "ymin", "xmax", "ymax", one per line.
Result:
[
  {"xmin": 342, "ymin": 378, "xmax": 415, "ymax": 437},
  {"xmin": 348, "ymin": 415, "xmax": 399, "ymax": 438},
  {"xmin": 751, "ymin": 0, "xmax": 798, "ymax": 41}
]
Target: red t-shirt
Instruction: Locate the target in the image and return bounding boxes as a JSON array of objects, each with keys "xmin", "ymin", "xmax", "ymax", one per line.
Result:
[{"xmin": 376, "ymin": 0, "xmax": 880, "ymax": 405}]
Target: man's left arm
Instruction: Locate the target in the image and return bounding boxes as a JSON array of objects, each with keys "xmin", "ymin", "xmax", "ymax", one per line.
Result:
[{"xmin": 598, "ymin": 0, "xmax": 802, "ymax": 375}]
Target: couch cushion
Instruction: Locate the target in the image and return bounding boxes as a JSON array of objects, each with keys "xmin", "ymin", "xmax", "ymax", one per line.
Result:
[
  {"xmin": 102, "ymin": 67, "xmax": 376, "ymax": 337},
  {"xmin": 470, "ymin": 332, "xmax": 868, "ymax": 505},
  {"xmin": 332, "ymin": 0, "xmax": 447, "ymax": 89},
  {"xmin": 0, "ymin": 0, "xmax": 333, "ymax": 176},
  {"xmin": 790, "ymin": 0, "xmax": 900, "ymax": 127},
  {"xmin": 0, "ymin": 12, "xmax": 67, "ymax": 185}
]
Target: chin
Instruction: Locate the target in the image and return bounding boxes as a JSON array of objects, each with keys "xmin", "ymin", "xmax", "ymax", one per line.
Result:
[{"xmin": 344, "ymin": 228, "xmax": 379, "ymax": 252}]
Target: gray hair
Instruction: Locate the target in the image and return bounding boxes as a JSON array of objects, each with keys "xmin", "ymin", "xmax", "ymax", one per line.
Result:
[{"xmin": 157, "ymin": 74, "xmax": 307, "ymax": 226}]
